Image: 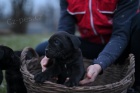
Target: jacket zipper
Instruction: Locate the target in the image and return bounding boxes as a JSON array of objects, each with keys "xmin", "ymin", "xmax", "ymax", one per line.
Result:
[
  {"xmin": 89, "ymin": 0, "xmax": 98, "ymax": 35},
  {"xmin": 89, "ymin": 0, "xmax": 105, "ymax": 44}
]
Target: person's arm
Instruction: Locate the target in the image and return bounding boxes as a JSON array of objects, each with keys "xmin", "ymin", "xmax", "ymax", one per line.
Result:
[
  {"xmin": 57, "ymin": 0, "xmax": 76, "ymax": 34},
  {"xmin": 80, "ymin": 0, "xmax": 139, "ymax": 85},
  {"xmin": 94, "ymin": 0, "xmax": 139, "ymax": 70}
]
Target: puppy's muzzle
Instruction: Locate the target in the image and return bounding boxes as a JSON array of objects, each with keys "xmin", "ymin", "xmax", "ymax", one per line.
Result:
[
  {"xmin": 45, "ymin": 49, "xmax": 53, "ymax": 58},
  {"xmin": 45, "ymin": 49, "xmax": 49, "ymax": 57}
]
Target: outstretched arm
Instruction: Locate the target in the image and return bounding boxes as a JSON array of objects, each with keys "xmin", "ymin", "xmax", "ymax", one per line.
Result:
[
  {"xmin": 80, "ymin": 0, "xmax": 139, "ymax": 85},
  {"xmin": 94, "ymin": 0, "xmax": 138, "ymax": 70}
]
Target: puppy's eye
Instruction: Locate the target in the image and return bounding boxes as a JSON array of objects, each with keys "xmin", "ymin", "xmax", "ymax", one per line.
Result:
[{"xmin": 54, "ymin": 40, "xmax": 60, "ymax": 45}]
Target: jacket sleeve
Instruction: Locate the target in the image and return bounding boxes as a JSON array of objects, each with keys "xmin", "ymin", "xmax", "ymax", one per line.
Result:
[
  {"xmin": 94, "ymin": 0, "xmax": 139, "ymax": 70},
  {"xmin": 57, "ymin": 0, "xmax": 76, "ymax": 34}
]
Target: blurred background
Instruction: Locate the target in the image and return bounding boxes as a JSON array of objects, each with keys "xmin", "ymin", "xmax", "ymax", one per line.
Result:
[
  {"xmin": 0, "ymin": 0, "xmax": 60, "ymax": 92},
  {"xmin": 0, "ymin": 0, "xmax": 60, "ymax": 34}
]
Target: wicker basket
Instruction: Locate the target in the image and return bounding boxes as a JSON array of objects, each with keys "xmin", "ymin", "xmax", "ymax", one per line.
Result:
[{"xmin": 20, "ymin": 48, "xmax": 135, "ymax": 93}]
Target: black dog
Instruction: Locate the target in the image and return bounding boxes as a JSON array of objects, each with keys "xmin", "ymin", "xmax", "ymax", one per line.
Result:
[
  {"xmin": 0, "ymin": 70, "xmax": 3, "ymax": 85},
  {"xmin": 34, "ymin": 31, "xmax": 85, "ymax": 87},
  {"xmin": 0, "ymin": 45, "xmax": 27, "ymax": 93}
]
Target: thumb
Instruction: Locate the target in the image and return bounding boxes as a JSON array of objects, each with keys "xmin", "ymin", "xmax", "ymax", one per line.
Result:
[{"xmin": 87, "ymin": 67, "xmax": 95, "ymax": 79}]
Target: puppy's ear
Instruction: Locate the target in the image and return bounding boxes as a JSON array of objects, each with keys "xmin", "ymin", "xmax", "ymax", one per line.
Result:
[
  {"xmin": 0, "ymin": 50, "xmax": 4, "ymax": 60},
  {"xmin": 68, "ymin": 35, "xmax": 81, "ymax": 49}
]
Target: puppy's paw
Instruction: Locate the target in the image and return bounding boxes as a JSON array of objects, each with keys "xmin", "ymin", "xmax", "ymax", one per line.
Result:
[
  {"xmin": 34, "ymin": 71, "xmax": 51, "ymax": 83},
  {"xmin": 64, "ymin": 79, "xmax": 78, "ymax": 87}
]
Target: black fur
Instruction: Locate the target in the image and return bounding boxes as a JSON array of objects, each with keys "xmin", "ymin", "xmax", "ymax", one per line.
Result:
[
  {"xmin": 34, "ymin": 31, "xmax": 85, "ymax": 87},
  {"xmin": 0, "ymin": 45, "xmax": 27, "ymax": 93},
  {"xmin": 0, "ymin": 70, "xmax": 3, "ymax": 85}
]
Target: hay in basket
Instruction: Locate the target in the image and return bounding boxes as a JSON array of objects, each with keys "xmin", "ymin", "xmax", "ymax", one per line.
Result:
[{"xmin": 20, "ymin": 47, "xmax": 135, "ymax": 93}]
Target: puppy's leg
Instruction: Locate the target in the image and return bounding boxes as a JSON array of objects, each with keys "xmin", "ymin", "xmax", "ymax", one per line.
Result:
[
  {"xmin": 57, "ymin": 74, "xmax": 67, "ymax": 84},
  {"xmin": 34, "ymin": 68, "xmax": 53, "ymax": 83},
  {"xmin": 6, "ymin": 84, "xmax": 14, "ymax": 93},
  {"xmin": 34, "ymin": 63, "xmax": 61, "ymax": 83},
  {"xmin": 65, "ymin": 64, "xmax": 85, "ymax": 87}
]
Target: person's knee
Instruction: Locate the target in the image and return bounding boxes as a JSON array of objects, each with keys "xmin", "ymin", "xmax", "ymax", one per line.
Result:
[
  {"xmin": 131, "ymin": 13, "xmax": 140, "ymax": 41},
  {"xmin": 35, "ymin": 45, "xmax": 42, "ymax": 56},
  {"xmin": 131, "ymin": 13, "xmax": 140, "ymax": 29},
  {"xmin": 130, "ymin": 13, "xmax": 140, "ymax": 87},
  {"xmin": 35, "ymin": 41, "xmax": 48, "ymax": 56}
]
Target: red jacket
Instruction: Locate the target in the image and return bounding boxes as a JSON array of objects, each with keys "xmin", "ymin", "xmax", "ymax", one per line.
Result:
[
  {"xmin": 67, "ymin": 0, "xmax": 118, "ymax": 44},
  {"xmin": 58, "ymin": 0, "xmax": 138, "ymax": 70}
]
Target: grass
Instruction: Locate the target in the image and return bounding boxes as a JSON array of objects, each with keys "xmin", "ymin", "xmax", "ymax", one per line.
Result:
[{"xmin": 0, "ymin": 32, "xmax": 53, "ymax": 93}]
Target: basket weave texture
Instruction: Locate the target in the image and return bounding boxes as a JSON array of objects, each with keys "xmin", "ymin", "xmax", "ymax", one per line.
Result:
[{"xmin": 20, "ymin": 48, "xmax": 135, "ymax": 93}]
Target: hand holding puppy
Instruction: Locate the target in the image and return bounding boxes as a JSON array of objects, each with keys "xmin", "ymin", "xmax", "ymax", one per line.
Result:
[
  {"xmin": 35, "ymin": 32, "xmax": 84, "ymax": 87},
  {"xmin": 40, "ymin": 57, "xmax": 102, "ymax": 85}
]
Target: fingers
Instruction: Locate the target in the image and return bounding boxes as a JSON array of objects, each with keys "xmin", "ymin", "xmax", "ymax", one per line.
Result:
[
  {"xmin": 79, "ymin": 64, "xmax": 102, "ymax": 85},
  {"xmin": 87, "ymin": 66, "xmax": 95, "ymax": 79},
  {"xmin": 79, "ymin": 78, "xmax": 91, "ymax": 85},
  {"xmin": 79, "ymin": 72, "xmax": 97, "ymax": 85}
]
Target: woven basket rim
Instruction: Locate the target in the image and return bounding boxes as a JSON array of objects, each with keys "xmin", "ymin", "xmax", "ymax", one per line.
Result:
[{"xmin": 20, "ymin": 54, "xmax": 135, "ymax": 91}]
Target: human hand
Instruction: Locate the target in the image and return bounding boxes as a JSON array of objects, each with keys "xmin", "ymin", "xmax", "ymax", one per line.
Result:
[
  {"xmin": 79, "ymin": 64, "xmax": 102, "ymax": 85},
  {"xmin": 40, "ymin": 56, "xmax": 49, "ymax": 72}
]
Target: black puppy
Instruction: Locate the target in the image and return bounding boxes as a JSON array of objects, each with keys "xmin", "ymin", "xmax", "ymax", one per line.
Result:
[
  {"xmin": 0, "ymin": 45, "xmax": 27, "ymax": 93},
  {"xmin": 34, "ymin": 31, "xmax": 85, "ymax": 87},
  {"xmin": 0, "ymin": 49, "xmax": 4, "ymax": 84},
  {"xmin": 0, "ymin": 70, "xmax": 3, "ymax": 85}
]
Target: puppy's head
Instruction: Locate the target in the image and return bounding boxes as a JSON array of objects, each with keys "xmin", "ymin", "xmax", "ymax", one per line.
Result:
[
  {"xmin": 45, "ymin": 31, "xmax": 81, "ymax": 59},
  {"xmin": 0, "ymin": 45, "xmax": 20, "ymax": 70}
]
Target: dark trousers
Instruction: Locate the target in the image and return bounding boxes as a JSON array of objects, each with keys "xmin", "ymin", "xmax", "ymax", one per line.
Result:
[
  {"xmin": 35, "ymin": 37, "xmax": 106, "ymax": 59},
  {"xmin": 130, "ymin": 13, "xmax": 140, "ymax": 90},
  {"xmin": 35, "ymin": 13, "xmax": 140, "ymax": 89}
]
